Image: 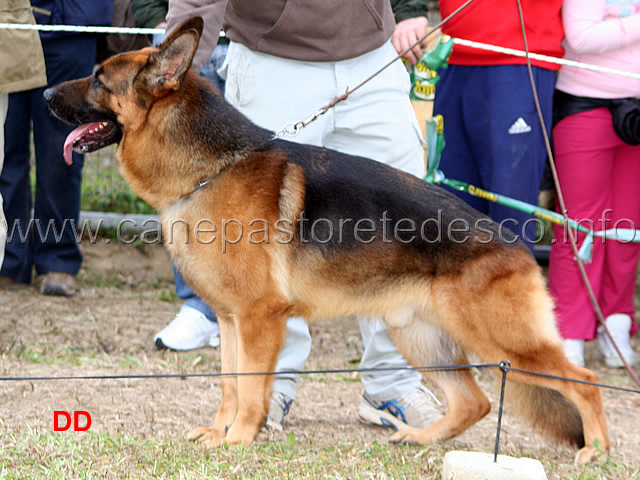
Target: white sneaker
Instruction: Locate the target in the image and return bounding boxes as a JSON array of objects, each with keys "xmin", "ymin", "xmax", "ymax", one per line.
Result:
[
  {"xmin": 596, "ymin": 314, "xmax": 639, "ymax": 368},
  {"xmin": 154, "ymin": 305, "xmax": 220, "ymax": 350},
  {"xmin": 358, "ymin": 384, "xmax": 443, "ymax": 431},
  {"xmin": 562, "ymin": 339, "xmax": 585, "ymax": 368},
  {"xmin": 264, "ymin": 391, "xmax": 294, "ymax": 432}
]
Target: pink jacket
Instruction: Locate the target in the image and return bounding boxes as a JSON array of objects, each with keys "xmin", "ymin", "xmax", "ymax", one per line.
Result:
[{"xmin": 557, "ymin": 0, "xmax": 640, "ymax": 99}]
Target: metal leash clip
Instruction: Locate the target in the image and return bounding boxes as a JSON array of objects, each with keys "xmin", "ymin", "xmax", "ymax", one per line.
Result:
[{"xmin": 272, "ymin": 108, "xmax": 327, "ymax": 139}]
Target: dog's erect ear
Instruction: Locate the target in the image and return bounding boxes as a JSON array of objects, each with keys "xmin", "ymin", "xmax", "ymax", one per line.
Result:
[{"xmin": 141, "ymin": 17, "xmax": 203, "ymax": 94}]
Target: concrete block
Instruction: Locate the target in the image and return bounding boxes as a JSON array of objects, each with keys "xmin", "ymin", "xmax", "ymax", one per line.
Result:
[{"xmin": 441, "ymin": 451, "xmax": 547, "ymax": 480}]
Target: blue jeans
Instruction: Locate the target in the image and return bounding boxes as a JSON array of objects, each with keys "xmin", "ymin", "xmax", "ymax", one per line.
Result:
[
  {"xmin": 172, "ymin": 43, "xmax": 228, "ymax": 322},
  {"xmin": 0, "ymin": 36, "xmax": 97, "ymax": 283}
]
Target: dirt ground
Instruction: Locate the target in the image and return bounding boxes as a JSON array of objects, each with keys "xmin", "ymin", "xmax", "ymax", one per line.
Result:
[{"xmin": 1, "ymin": 240, "xmax": 639, "ymax": 475}]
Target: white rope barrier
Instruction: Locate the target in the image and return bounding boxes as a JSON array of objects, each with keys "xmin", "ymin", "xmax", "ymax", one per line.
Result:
[
  {"xmin": 0, "ymin": 23, "xmax": 638, "ymax": 79},
  {"xmin": 453, "ymin": 37, "xmax": 640, "ymax": 80},
  {"xmin": 0, "ymin": 22, "xmax": 163, "ymax": 35}
]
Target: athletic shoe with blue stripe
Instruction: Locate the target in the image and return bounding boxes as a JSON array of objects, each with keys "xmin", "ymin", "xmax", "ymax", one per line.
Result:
[{"xmin": 358, "ymin": 385, "xmax": 442, "ymax": 430}]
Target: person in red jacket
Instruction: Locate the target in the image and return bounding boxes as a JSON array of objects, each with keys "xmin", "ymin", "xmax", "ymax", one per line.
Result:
[{"xmin": 433, "ymin": 0, "xmax": 564, "ymax": 249}]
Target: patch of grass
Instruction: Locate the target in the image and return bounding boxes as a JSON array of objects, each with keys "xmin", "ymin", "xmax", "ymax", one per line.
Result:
[
  {"xmin": 544, "ymin": 455, "xmax": 639, "ymax": 480},
  {"xmin": 3, "ymin": 430, "xmax": 636, "ymax": 480},
  {"xmin": 0, "ymin": 431, "xmax": 440, "ymax": 479},
  {"xmin": 1, "ymin": 341, "xmax": 219, "ymax": 376},
  {"xmin": 4, "ymin": 344, "xmax": 94, "ymax": 367},
  {"xmin": 80, "ymin": 269, "xmax": 122, "ymax": 289},
  {"xmin": 157, "ymin": 288, "xmax": 180, "ymax": 304},
  {"xmin": 81, "ymin": 147, "xmax": 154, "ymax": 215}
]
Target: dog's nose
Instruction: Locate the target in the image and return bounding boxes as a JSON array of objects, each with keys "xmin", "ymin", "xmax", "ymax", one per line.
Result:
[{"xmin": 42, "ymin": 87, "xmax": 56, "ymax": 105}]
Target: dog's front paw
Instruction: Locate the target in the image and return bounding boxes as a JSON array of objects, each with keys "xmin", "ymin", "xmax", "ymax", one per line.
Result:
[
  {"xmin": 223, "ymin": 430, "xmax": 257, "ymax": 447},
  {"xmin": 188, "ymin": 426, "xmax": 226, "ymax": 448},
  {"xmin": 390, "ymin": 427, "xmax": 428, "ymax": 445}
]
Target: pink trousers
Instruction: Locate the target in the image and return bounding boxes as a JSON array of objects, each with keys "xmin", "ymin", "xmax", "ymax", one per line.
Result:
[{"xmin": 549, "ymin": 107, "xmax": 640, "ymax": 340}]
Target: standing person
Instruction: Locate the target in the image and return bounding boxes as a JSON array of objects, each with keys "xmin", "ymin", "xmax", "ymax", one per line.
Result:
[
  {"xmin": 432, "ymin": 0, "xmax": 564, "ymax": 248},
  {"xmin": 549, "ymin": 0, "xmax": 640, "ymax": 369},
  {"xmin": 0, "ymin": 0, "xmax": 113, "ymax": 296},
  {"xmin": 0, "ymin": 0, "xmax": 47, "ymax": 274},
  {"xmin": 152, "ymin": 0, "xmax": 426, "ymax": 353},
  {"xmin": 163, "ymin": 0, "xmax": 443, "ymax": 432}
]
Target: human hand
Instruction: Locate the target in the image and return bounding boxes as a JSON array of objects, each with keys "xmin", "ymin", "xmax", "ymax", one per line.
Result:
[{"xmin": 392, "ymin": 17, "xmax": 429, "ymax": 65}]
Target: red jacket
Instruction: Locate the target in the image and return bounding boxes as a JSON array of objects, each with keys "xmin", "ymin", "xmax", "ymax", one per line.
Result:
[{"xmin": 440, "ymin": 0, "xmax": 564, "ymax": 71}]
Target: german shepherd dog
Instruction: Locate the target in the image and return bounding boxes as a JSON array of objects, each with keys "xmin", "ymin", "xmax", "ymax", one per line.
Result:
[{"xmin": 44, "ymin": 18, "xmax": 608, "ymax": 463}]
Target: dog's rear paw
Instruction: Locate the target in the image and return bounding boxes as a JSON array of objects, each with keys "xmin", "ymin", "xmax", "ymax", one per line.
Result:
[
  {"xmin": 574, "ymin": 446, "xmax": 606, "ymax": 465},
  {"xmin": 188, "ymin": 426, "xmax": 226, "ymax": 448}
]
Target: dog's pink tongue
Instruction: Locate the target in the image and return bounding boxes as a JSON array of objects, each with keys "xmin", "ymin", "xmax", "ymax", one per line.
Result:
[{"xmin": 63, "ymin": 123, "xmax": 99, "ymax": 165}]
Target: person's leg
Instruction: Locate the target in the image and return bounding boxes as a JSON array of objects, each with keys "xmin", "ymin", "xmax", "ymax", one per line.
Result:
[
  {"xmin": 595, "ymin": 121, "xmax": 640, "ymax": 366},
  {"xmin": 0, "ymin": 93, "xmax": 8, "ymax": 269},
  {"xmin": 174, "ymin": 265, "xmax": 217, "ymax": 319},
  {"xmin": 548, "ymin": 109, "xmax": 614, "ymax": 360},
  {"xmin": 221, "ymin": 42, "xmax": 329, "ymax": 401},
  {"xmin": 0, "ymin": 90, "xmax": 34, "ymax": 283},
  {"xmin": 323, "ymin": 41, "xmax": 430, "ymax": 401},
  {"xmin": 446, "ymin": 65, "xmax": 550, "ymax": 247},
  {"xmin": 432, "ymin": 65, "xmax": 488, "ymax": 215},
  {"xmin": 435, "ymin": 65, "xmax": 553, "ymax": 248},
  {"xmin": 154, "ymin": 264, "xmax": 221, "ymax": 350},
  {"xmin": 598, "ymin": 136, "xmax": 640, "ymax": 325},
  {"xmin": 483, "ymin": 66, "xmax": 554, "ymax": 247},
  {"xmin": 222, "ymin": 42, "xmax": 334, "ymax": 147},
  {"xmin": 31, "ymin": 37, "xmax": 97, "ymax": 289},
  {"xmin": 327, "ymin": 40, "xmax": 424, "ymax": 178}
]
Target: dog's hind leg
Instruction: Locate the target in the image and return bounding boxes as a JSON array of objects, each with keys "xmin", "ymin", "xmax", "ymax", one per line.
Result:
[
  {"xmin": 385, "ymin": 322, "xmax": 491, "ymax": 445},
  {"xmin": 189, "ymin": 313, "xmax": 239, "ymax": 447},
  {"xmin": 436, "ymin": 258, "xmax": 609, "ymax": 463},
  {"xmin": 498, "ymin": 349, "xmax": 609, "ymax": 464}
]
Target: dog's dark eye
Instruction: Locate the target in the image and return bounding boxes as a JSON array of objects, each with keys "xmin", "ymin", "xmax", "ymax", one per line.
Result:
[
  {"xmin": 92, "ymin": 76, "xmax": 104, "ymax": 88},
  {"xmin": 91, "ymin": 76, "xmax": 112, "ymax": 93}
]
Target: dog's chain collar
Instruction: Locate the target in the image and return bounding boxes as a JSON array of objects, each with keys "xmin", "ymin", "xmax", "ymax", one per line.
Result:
[
  {"xmin": 197, "ymin": 178, "xmax": 212, "ymax": 189},
  {"xmin": 182, "ymin": 177, "xmax": 212, "ymax": 199}
]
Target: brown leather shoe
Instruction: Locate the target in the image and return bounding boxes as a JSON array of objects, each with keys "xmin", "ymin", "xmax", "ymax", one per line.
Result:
[{"xmin": 40, "ymin": 272, "xmax": 76, "ymax": 297}]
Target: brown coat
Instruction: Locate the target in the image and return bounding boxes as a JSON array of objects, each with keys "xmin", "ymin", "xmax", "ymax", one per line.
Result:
[{"xmin": 0, "ymin": 0, "xmax": 47, "ymax": 94}]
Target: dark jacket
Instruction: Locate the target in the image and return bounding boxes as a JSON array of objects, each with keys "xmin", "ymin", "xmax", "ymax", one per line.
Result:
[
  {"xmin": 33, "ymin": 0, "xmax": 113, "ymax": 42},
  {"xmin": 131, "ymin": 0, "xmax": 168, "ymax": 29},
  {"xmin": 391, "ymin": 0, "xmax": 428, "ymax": 23}
]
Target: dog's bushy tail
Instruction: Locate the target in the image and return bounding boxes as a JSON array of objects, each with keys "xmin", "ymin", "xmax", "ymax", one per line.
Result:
[{"xmin": 505, "ymin": 382, "xmax": 585, "ymax": 448}]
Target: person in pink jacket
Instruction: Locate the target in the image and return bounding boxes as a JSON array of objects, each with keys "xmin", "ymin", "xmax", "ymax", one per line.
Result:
[{"xmin": 549, "ymin": 0, "xmax": 640, "ymax": 368}]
